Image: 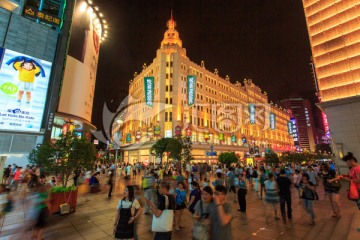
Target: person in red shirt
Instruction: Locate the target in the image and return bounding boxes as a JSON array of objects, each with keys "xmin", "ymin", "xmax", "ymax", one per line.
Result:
[
  {"xmin": 11, "ymin": 167, "xmax": 22, "ymax": 190},
  {"xmin": 330, "ymin": 152, "xmax": 360, "ymax": 232}
]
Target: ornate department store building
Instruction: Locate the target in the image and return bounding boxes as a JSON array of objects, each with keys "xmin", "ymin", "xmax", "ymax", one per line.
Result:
[{"xmin": 114, "ymin": 16, "xmax": 295, "ymax": 164}]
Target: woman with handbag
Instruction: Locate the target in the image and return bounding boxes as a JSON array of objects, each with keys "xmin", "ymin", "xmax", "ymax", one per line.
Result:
[
  {"xmin": 192, "ymin": 186, "xmax": 213, "ymax": 240},
  {"xmin": 329, "ymin": 152, "xmax": 360, "ymax": 232},
  {"xmin": 299, "ymin": 173, "xmax": 316, "ymax": 225},
  {"xmin": 114, "ymin": 185, "xmax": 142, "ymax": 240},
  {"xmin": 321, "ymin": 164, "xmax": 341, "ymax": 218},
  {"xmin": 174, "ymin": 181, "xmax": 187, "ymax": 230}
]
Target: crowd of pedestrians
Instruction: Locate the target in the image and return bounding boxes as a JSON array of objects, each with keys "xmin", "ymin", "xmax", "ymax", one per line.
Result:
[{"xmin": 1, "ymin": 151, "xmax": 360, "ymax": 239}]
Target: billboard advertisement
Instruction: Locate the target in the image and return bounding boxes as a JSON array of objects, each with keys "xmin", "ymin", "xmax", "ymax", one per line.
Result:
[
  {"xmin": 0, "ymin": 47, "xmax": 52, "ymax": 132},
  {"xmin": 187, "ymin": 75, "xmax": 196, "ymax": 107},
  {"xmin": 58, "ymin": 0, "xmax": 101, "ymax": 123},
  {"xmin": 144, "ymin": 77, "xmax": 154, "ymax": 107}
]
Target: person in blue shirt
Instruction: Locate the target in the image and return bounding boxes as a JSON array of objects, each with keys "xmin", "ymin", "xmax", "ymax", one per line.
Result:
[
  {"xmin": 174, "ymin": 181, "xmax": 187, "ymax": 230},
  {"xmin": 237, "ymin": 174, "xmax": 247, "ymax": 212}
]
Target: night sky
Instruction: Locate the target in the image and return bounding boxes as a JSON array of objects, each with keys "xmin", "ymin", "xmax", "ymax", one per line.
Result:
[{"xmin": 93, "ymin": 0, "xmax": 315, "ymax": 131}]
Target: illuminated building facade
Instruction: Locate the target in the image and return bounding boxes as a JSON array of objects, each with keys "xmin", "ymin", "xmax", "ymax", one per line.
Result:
[
  {"xmin": 115, "ymin": 16, "xmax": 294, "ymax": 164},
  {"xmin": 302, "ymin": 0, "xmax": 360, "ymax": 172},
  {"xmin": 280, "ymin": 97, "xmax": 317, "ymax": 152}
]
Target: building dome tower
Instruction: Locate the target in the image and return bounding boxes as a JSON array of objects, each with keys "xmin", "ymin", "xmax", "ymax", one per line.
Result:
[{"xmin": 161, "ymin": 11, "xmax": 182, "ymax": 48}]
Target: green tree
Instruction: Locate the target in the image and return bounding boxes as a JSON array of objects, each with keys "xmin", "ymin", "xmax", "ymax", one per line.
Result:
[
  {"xmin": 165, "ymin": 138, "xmax": 182, "ymax": 161},
  {"xmin": 218, "ymin": 152, "xmax": 238, "ymax": 167},
  {"xmin": 29, "ymin": 132, "xmax": 97, "ymax": 187},
  {"xmin": 180, "ymin": 136, "xmax": 193, "ymax": 163},
  {"xmin": 264, "ymin": 151, "xmax": 280, "ymax": 165},
  {"xmin": 150, "ymin": 138, "xmax": 168, "ymax": 163}
]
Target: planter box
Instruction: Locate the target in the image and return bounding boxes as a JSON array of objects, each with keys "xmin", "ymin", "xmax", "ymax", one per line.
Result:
[{"xmin": 49, "ymin": 189, "xmax": 78, "ymax": 214}]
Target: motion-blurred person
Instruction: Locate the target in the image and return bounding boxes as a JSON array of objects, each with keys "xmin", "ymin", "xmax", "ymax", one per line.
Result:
[
  {"xmin": 0, "ymin": 184, "xmax": 13, "ymax": 224},
  {"xmin": 277, "ymin": 169, "xmax": 292, "ymax": 224},
  {"xmin": 187, "ymin": 181, "xmax": 201, "ymax": 214},
  {"xmin": 237, "ymin": 174, "xmax": 247, "ymax": 212},
  {"xmin": 192, "ymin": 186, "xmax": 213, "ymax": 240},
  {"xmin": 31, "ymin": 185, "xmax": 50, "ymax": 240},
  {"xmin": 321, "ymin": 164, "xmax": 341, "ymax": 218},
  {"xmin": 142, "ymin": 171, "xmax": 156, "ymax": 215},
  {"xmin": 264, "ymin": 173, "xmax": 280, "ymax": 221},
  {"xmin": 89, "ymin": 172, "xmax": 100, "ymax": 193},
  {"xmin": 209, "ymin": 185, "xmax": 233, "ymax": 240},
  {"xmin": 108, "ymin": 170, "xmax": 114, "ymax": 198},
  {"xmin": 145, "ymin": 181, "xmax": 175, "ymax": 240},
  {"xmin": 300, "ymin": 173, "xmax": 316, "ymax": 225},
  {"xmin": 174, "ymin": 181, "xmax": 187, "ymax": 230},
  {"xmin": 329, "ymin": 152, "xmax": 360, "ymax": 232}
]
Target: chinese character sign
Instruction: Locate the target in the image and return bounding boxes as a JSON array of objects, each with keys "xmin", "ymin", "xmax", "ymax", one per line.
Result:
[
  {"xmin": 249, "ymin": 104, "xmax": 256, "ymax": 124},
  {"xmin": 290, "ymin": 118, "xmax": 300, "ymax": 148},
  {"xmin": 287, "ymin": 121, "xmax": 293, "ymax": 135},
  {"xmin": 187, "ymin": 75, "xmax": 196, "ymax": 106},
  {"xmin": 0, "ymin": 48, "xmax": 52, "ymax": 132},
  {"xmin": 270, "ymin": 113, "xmax": 276, "ymax": 130},
  {"xmin": 23, "ymin": 5, "xmax": 62, "ymax": 27},
  {"xmin": 144, "ymin": 77, "xmax": 154, "ymax": 107}
]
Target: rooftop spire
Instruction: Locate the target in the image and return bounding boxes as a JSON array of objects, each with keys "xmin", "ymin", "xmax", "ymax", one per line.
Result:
[{"xmin": 161, "ymin": 12, "xmax": 182, "ymax": 48}]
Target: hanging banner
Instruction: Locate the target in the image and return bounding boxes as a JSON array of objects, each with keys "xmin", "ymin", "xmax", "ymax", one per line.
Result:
[
  {"xmin": 204, "ymin": 131, "xmax": 210, "ymax": 142},
  {"xmin": 154, "ymin": 124, "xmax": 161, "ymax": 137},
  {"xmin": 144, "ymin": 77, "xmax": 154, "ymax": 107},
  {"xmin": 175, "ymin": 125, "xmax": 182, "ymax": 137},
  {"xmin": 126, "ymin": 133, "xmax": 131, "ymax": 143},
  {"xmin": 187, "ymin": 75, "xmax": 196, "ymax": 106},
  {"xmin": 249, "ymin": 104, "xmax": 256, "ymax": 124},
  {"xmin": 147, "ymin": 127, "xmax": 154, "ymax": 139},
  {"xmin": 186, "ymin": 126, "xmax": 192, "ymax": 137},
  {"xmin": 135, "ymin": 131, "xmax": 142, "ymax": 142},
  {"xmin": 219, "ymin": 133, "xmax": 224, "ymax": 141},
  {"xmin": 270, "ymin": 113, "xmax": 276, "ymax": 130}
]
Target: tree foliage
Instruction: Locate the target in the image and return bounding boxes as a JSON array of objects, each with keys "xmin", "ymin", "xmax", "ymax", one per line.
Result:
[
  {"xmin": 180, "ymin": 136, "xmax": 193, "ymax": 163},
  {"xmin": 279, "ymin": 151, "xmax": 333, "ymax": 164},
  {"xmin": 28, "ymin": 132, "xmax": 97, "ymax": 187},
  {"xmin": 151, "ymin": 137, "xmax": 182, "ymax": 163},
  {"xmin": 218, "ymin": 152, "xmax": 238, "ymax": 167},
  {"xmin": 264, "ymin": 151, "xmax": 280, "ymax": 165}
]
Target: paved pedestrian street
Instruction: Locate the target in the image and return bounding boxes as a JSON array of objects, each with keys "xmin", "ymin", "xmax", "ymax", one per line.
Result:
[{"xmin": 0, "ymin": 175, "xmax": 359, "ymax": 240}]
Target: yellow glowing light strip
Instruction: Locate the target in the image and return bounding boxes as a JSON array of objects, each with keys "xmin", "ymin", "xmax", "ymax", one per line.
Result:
[
  {"xmin": 308, "ymin": 8, "xmax": 359, "ymax": 34},
  {"xmin": 304, "ymin": 0, "xmax": 334, "ymax": 17},
  {"xmin": 306, "ymin": 2, "xmax": 355, "ymax": 25}
]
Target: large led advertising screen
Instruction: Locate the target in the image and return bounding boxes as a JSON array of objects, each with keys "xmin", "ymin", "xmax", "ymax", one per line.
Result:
[
  {"xmin": 58, "ymin": 0, "xmax": 101, "ymax": 122},
  {"xmin": 0, "ymin": 47, "xmax": 52, "ymax": 132}
]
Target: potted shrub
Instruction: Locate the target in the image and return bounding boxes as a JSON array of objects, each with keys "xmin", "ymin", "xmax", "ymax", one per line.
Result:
[
  {"xmin": 29, "ymin": 132, "xmax": 97, "ymax": 214},
  {"xmin": 49, "ymin": 185, "xmax": 78, "ymax": 213}
]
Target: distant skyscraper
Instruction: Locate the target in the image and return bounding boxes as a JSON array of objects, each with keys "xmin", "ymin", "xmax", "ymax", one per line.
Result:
[
  {"xmin": 302, "ymin": 0, "xmax": 360, "ymax": 173},
  {"xmin": 280, "ymin": 96, "xmax": 317, "ymax": 152}
]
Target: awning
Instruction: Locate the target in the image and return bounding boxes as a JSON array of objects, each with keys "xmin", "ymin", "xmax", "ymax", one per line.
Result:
[{"xmin": 121, "ymin": 141, "xmax": 157, "ymax": 151}]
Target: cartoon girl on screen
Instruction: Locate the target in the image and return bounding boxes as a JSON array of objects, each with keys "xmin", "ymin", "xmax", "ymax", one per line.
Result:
[{"xmin": 5, "ymin": 56, "xmax": 45, "ymax": 104}]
